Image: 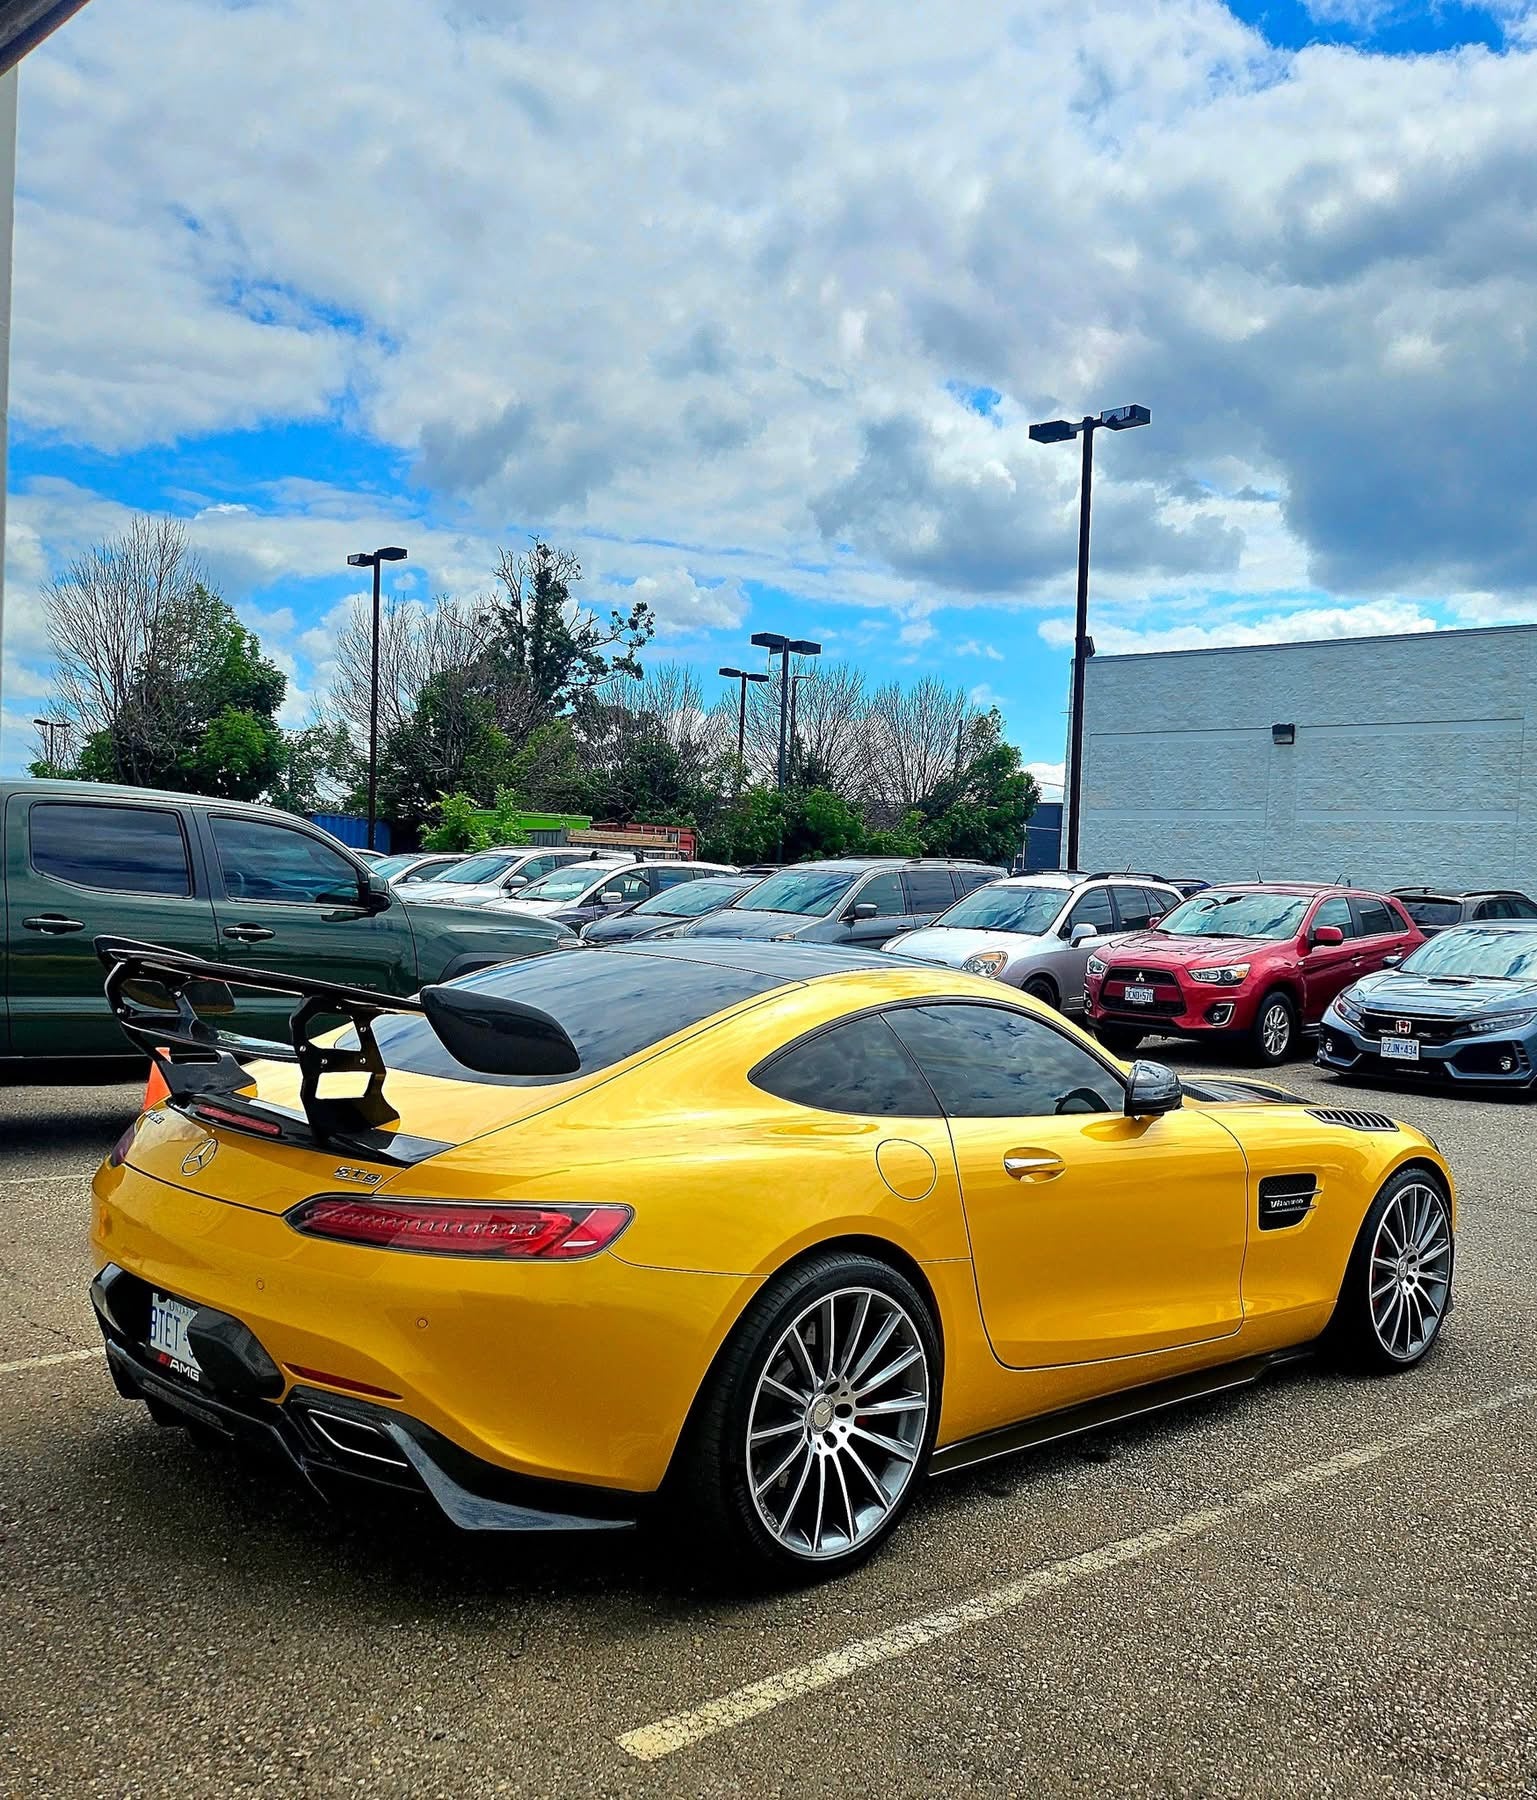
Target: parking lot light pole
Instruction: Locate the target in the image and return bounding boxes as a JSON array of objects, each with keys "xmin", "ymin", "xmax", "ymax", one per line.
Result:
[
  {"xmin": 346, "ymin": 546, "xmax": 408, "ymax": 851},
  {"xmin": 750, "ymin": 631, "xmax": 821, "ymax": 790},
  {"xmin": 1029, "ymin": 404, "xmax": 1149, "ymax": 871},
  {"xmin": 32, "ymin": 717, "xmax": 66, "ymax": 775},
  {"xmin": 719, "ymin": 666, "xmax": 770, "ymax": 789}
]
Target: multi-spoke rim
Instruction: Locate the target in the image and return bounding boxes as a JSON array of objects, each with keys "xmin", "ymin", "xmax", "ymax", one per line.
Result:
[
  {"xmin": 1260, "ymin": 1000, "xmax": 1292, "ymax": 1057},
  {"xmin": 1369, "ymin": 1182, "xmax": 1453, "ymax": 1361},
  {"xmin": 746, "ymin": 1286, "xmax": 930, "ymax": 1562}
]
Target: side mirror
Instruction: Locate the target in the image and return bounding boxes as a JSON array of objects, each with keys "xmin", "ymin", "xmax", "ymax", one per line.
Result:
[
  {"xmin": 598, "ymin": 889, "xmax": 626, "ymax": 905},
  {"xmin": 1147, "ymin": 912, "xmax": 1166, "ymax": 927},
  {"xmin": 1311, "ymin": 924, "xmax": 1345, "ymax": 947},
  {"xmin": 502, "ymin": 876, "xmax": 528, "ymax": 892},
  {"xmin": 363, "ymin": 873, "xmax": 393, "ymax": 914},
  {"xmin": 847, "ymin": 901, "xmax": 879, "ymax": 922},
  {"xmin": 1069, "ymin": 923, "xmax": 1098, "ymax": 948},
  {"xmin": 1382, "ymin": 951, "xmax": 1403, "ymax": 967},
  {"xmin": 1124, "ymin": 1059, "xmax": 1183, "ymax": 1117}
]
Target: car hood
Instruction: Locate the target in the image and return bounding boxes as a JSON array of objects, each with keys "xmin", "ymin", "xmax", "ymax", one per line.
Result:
[
  {"xmin": 883, "ymin": 926, "xmax": 1040, "ymax": 967},
  {"xmin": 584, "ymin": 912, "xmax": 668, "ymax": 943},
  {"xmin": 1345, "ymin": 971, "xmax": 1537, "ymax": 1018},
  {"xmin": 1106, "ymin": 930, "xmax": 1273, "ymax": 966},
  {"xmin": 668, "ymin": 910, "xmax": 819, "ymax": 941}
]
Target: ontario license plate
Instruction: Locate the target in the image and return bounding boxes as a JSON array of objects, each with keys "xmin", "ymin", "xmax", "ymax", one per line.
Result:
[
  {"xmin": 1124, "ymin": 986, "xmax": 1156, "ymax": 1005},
  {"xmin": 1380, "ymin": 1037, "xmax": 1420, "ymax": 1061},
  {"xmin": 148, "ymin": 1291, "xmax": 202, "ymax": 1378}
]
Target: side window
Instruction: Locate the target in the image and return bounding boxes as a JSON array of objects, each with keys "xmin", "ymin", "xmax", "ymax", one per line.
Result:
[
  {"xmin": 1110, "ymin": 885, "xmax": 1156, "ymax": 931},
  {"xmin": 886, "ymin": 1004, "xmax": 1122, "ymax": 1118},
  {"xmin": 654, "ymin": 865, "xmax": 700, "ymax": 890},
  {"xmin": 605, "ymin": 871, "xmax": 650, "ymax": 901},
  {"xmin": 753, "ymin": 1015, "xmax": 939, "ymax": 1117},
  {"xmin": 857, "ymin": 872, "xmax": 907, "ymax": 917},
  {"xmin": 956, "ymin": 868, "xmax": 994, "ymax": 894},
  {"xmin": 1312, "ymin": 897, "xmax": 1355, "ymax": 938},
  {"xmin": 1354, "ymin": 898, "xmax": 1396, "ymax": 937},
  {"xmin": 210, "ymin": 818, "xmax": 362, "ymax": 906},
  {"xmin": 30, "ymin": 802, "xmax": 192, "ymax": 897},
  {"xmin": 1144, "ymin": 886, "xmax": 1180, "ymax": 922},
  {"xmin": 514, "ymin": 856, "xmax": 553, "ymax": 882},
  {"xmin": 1507, "ymin": 896, "xmax": 1537, "ymax": 919},
  {"xmin": 1066, "ymin": 887, "xmax": 1115, "ymax": 935},
  {"xmin": 903, "ymin": 868, "xmax": 958, "ymax": 913}
]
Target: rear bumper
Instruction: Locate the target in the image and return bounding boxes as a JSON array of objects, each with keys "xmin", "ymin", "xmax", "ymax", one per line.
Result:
[
  {"xmin": 92, "ymin": 1265, "xmax": 637, "ymax": 1533},
  {"xmin": 1316, "ymin": 1016, "xmax": 1537, "ymax": 1088}
]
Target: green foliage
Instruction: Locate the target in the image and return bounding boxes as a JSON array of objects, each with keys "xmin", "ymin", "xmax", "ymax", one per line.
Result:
[
  {"xmin": 178, "ymin": 705, "xmax": 286, "ymax": 801},
  {"xmin": 863, "ymin": 810, "xmax": 926, "ymax": 856},
  {"xmin": 421, "ymin": 788, "xmax": 534, "ymax": 853},
  {"xmin": 374, "ymin": 672, "xmax": 515, "ymax": 832},
  {"xmin": 915, "ymin": 709, "xmax": 1037, "ymax": 866}
]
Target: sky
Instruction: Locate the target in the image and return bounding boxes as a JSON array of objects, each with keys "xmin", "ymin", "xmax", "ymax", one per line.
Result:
[{"xmin": 6, "ymin": 0, "xmax": 1537, "ymax": 801}]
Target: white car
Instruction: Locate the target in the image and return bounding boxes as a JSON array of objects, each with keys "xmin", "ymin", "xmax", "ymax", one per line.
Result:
[
  {"xmin": 403, "ymin": 846, "xmax": 600, "ymax": 909},
  {"xmin": 883, "ymin": 872, "xmax": 1182, "ymax": 1012},
  {"xmin": 486, "ymin": 859, "xmax": 738, "ymax": 928}
]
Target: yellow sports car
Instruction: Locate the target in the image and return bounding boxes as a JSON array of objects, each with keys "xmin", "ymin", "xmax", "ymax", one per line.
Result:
[{"xmin": 90, "ymin": 936, "xmax": 1455, "ymax": 1578}]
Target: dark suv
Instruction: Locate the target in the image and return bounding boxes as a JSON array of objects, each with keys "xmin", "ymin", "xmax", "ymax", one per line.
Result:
[
  {"xmin": 1390, "ymin": 887, "xmax": 1537, "ymax": 937},
  {"xmin": 661, "ymin": 858, "xmax": 1003, "ymax": 949},
  {"xmin": 0, "ymin": 780, "xmax": 576, "ymax": 1059}
]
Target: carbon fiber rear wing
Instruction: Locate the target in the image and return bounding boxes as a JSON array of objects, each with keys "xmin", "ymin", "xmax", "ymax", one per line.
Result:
[{"xmin": 95, "ymin": 935, "xmax": 430, "ymax": 1154}]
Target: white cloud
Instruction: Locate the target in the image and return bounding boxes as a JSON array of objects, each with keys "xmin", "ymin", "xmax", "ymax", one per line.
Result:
[
  {"xmin": 955, "ymin": 638, "xmax": 1004, "ymax": 661},
  {"xmin": 1026, "ymin": 759, "xmax": 1066, "ymax": 799},
  {"xmin": 1040, "ymin": 598, "xmax": 1441, "ymax": 656}
]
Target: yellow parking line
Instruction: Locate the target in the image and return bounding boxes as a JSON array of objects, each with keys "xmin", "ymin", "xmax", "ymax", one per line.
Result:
[
  {"xmin": 0, "ymin": 1347, "xmax": 104, "ymax": 1376},
  {"xmin": 617, "ymin": 1381, "xmax": 1537, "ymax": 1762}
]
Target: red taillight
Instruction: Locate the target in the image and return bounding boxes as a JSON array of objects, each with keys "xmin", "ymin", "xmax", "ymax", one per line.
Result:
[
  {"xmin": 191, "ymin": 1103, "xmax": 283, "ymax": 1137},
  {"xmin": 286, "ymin": 1197, "xmax": 634, "ymax": 1259},
  {"xmin": 107, "ymin": 1123, "xmax": 138, "ymax": 1168}
]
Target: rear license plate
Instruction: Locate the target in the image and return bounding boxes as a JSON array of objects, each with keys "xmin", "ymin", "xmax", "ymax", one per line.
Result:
[
  {"xmin": 1380, "ymin": 1037, "xmax": 1420, "ymax": 1061},
  {"xmin": 148, "ymin": 1291, "xmax": 202, "ymax": 1379},
  {"xmin": 1124, "ymin": 986, "xmax": 1156, "ymax": 1005}
]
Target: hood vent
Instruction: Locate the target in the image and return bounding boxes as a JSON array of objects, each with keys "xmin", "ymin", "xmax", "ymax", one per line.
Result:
[{"xmin": 1307, "ymin": 1107, "xmax": 1398, "ymax": 1132}]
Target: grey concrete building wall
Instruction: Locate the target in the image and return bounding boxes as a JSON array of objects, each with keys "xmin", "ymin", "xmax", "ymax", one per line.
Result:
[{"xmin": 1079, "ymin": 624, "xmax": 1537, "ymax": 892}]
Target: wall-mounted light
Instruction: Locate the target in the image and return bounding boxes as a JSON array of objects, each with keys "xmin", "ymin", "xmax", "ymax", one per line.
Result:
[{"xmin": 1272, "ymin": 723, "xmax": 1296, "ymax": 745}]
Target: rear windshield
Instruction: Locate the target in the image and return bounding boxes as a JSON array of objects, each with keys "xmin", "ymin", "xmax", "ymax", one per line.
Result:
[
  {"xmin": 368, "ymin": 952, "xmax": 786, "ymax": 1085},
  {"xmin": 1399, "ymin": 899, "xmax": 1461, "ymax": 927}
]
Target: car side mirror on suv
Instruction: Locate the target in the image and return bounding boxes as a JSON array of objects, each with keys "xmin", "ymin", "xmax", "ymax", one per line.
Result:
[
  {"xmin": 1069, "ymin": 922, "xmax": 1099, "ymax": 948},
  {"xmin": 844, "ymin": 900, "xmax": 879, "ymax": 922},
  {"xmin": 598, "ymin": 889, "xmax": 627, "ymax": 905},
  {"xmin": 1311, "ymin": 924, "xmax": 1345, "ymax": 947},
  {"xmin": 361, "ymin": 871, "xmax": 393, "ymax": 915},
  {"xmin": 502, "ymin": 876, "xmax": 529, "ymax": 893},
  {"xmin": 1124, "ymin": 1059, "xmax": 1183, "ymax": 1117}
]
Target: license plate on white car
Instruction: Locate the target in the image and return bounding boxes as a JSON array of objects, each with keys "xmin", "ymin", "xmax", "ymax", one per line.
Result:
[
  {"xmin": 148, "ymin": 1291, "xmax": 202, "ymax": 1378},
  {"xmin": 1380, "ymin": 1037, "xmax": 1420, "ymax": 1061},
  {"xmin": 1123, "ymin": 986, "xmax": 1156, "ymax": 1006}
]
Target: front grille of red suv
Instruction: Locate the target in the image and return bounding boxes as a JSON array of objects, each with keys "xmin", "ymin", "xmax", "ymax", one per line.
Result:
[{"xmin": 1102, "ymin": 966, "xmax": 1185, "ymax": 1016}]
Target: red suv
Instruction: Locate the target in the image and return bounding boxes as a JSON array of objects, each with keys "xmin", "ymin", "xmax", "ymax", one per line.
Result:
[{"xmin": 1082, "ymin": 884, "xmax": 1423, "ymax": 1065}]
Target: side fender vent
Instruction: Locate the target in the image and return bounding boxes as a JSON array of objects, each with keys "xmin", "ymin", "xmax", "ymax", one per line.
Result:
[{"xmin": 1306, "ymin": 1107, "xmax": 1398, "ymax": 1132}]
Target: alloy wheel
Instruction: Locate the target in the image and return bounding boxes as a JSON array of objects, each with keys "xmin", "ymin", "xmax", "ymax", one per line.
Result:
[
  {"xmin": 1369, "ymin": 1183, "xmax": 1452, "ymax": 1361},
  {"xmin": 1260, "ymin": 1000, "xmax": 1292, "ymax": 1058},
  {"xmin": 745, "ymin": 1286, "xmax": 930, "ymax": 1562}
]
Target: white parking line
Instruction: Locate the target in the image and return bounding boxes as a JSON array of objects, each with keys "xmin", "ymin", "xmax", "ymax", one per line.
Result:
[
  {"xmin": 0, "ymin": 1347, "xmax": 104, "ymax": 1376},
  {"xmin": 617, "ymin": 1381, "xmax": 1537, "ymax": 1763}
]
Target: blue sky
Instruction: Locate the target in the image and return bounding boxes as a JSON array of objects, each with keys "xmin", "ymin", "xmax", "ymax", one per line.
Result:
[{"xmin": 6, "ymin": 0, "xmax": 1537, "ymax": 795}]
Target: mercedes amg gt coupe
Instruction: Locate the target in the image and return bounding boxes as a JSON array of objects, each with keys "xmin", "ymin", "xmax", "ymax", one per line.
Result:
[{"xmin": 90, "ymin": 936, "xmax": 1456, "ymax": 1579}]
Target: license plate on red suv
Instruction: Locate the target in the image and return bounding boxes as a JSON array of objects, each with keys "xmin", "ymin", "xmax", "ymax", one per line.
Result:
[{"xmin": 1123, "ymin": 986, "xmax": 1156, "ymax": 1005}]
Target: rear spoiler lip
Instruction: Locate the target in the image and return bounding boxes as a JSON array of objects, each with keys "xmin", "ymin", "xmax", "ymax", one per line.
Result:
[{"xmin": 95, "ymin": 935, "xmax": 444, "ymax": 1160}]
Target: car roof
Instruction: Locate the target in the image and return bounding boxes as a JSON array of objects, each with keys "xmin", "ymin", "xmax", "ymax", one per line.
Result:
[
  {"xmin": 1392, "ymin": 887, "xmax": 1528, "ymax": 901},
  {"xmin": 781, "ymin": 857, "xmax": 1000, "ymax": 872},
  {"xmin": 0, "ymin": 777, "xmax": 296, "ymax": 820}
]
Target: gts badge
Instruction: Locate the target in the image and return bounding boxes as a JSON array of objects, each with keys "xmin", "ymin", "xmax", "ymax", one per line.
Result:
[
  {"xmin": 1258, "ymin": 1174, "xmax": 1318, "ymax": 1230},
  {"xmin": 333, "ymin": 1166, "xmax": 384, "ymax": 1188}
]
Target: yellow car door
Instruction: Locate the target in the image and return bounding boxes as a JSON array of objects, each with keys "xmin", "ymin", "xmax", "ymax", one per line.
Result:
[{"xmin": 885, "ymin": 1002, "xmax": 1250, "ymax": 1370}]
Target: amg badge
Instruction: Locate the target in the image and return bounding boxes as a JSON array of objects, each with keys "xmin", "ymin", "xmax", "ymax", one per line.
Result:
[{"xmin": 333, "ymin": 1166, "xmax": 384, "ymax": 1188}]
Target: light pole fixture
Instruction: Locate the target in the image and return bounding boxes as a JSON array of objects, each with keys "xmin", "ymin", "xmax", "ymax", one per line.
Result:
[
  {"xmin": 346, "ymin": 545, "xmax": 409, "ymax": 851},
  {"xmin": 719, "ymin": 665, "xmax": 770, "ymax": 788},
  {"xmin": 32, "ymin": 717, "xmax": 66, "ymax": 776},
  {"xmin": 750, "ymin": 631, "xmax": 821, "ymax": 790},
  {"xmin": 1028, "ymin": 403, "xmax": 1149, "ymax": 870},
  {"xmin": 787, "ymin": 670, "xmax": 816, "ymax": 786}
]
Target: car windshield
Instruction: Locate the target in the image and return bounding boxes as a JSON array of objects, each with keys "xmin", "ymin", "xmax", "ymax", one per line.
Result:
[
  {"xmin": 732, "ymin": 868, "xmax": 858, "ymax": 917},
  {"xmin": 437, "ymin": 852, "xmax": 520, "ymax": 884},
  {"xmin": 1157, "ymin": 890, "xmax": 1311, "ymax": 940},
  {"xmin": 370, "ymin": 853, "xmax": 423, "ymax": 878},
  {"xmin": 520, "ymin": 866, "xmax": 625, "ymax": 902},
  {"xmin": 632, "ymin": 878, "xmax": 749, "ymax": 917},
  {"xmin": 1400, "ymin": 928, "xmax": 1537, "ymax": 981},
  {"xmin": 929, "ymin": 884, "xmax": 1066, "ymax": 935}
]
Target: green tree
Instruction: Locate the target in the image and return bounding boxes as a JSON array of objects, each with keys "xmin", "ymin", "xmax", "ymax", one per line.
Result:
[
  {"xmin": 373, "ymin": 671, "xmax": 515, "ymax": 833},
  {"xmin": 916, "ymin": 709, "xmax": 1037, "ymax": 865}
]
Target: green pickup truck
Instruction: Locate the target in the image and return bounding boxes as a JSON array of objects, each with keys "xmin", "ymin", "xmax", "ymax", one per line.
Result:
[{"xmin": 0, "ymin": 780, "xmax": 576, "ymax": 1059}]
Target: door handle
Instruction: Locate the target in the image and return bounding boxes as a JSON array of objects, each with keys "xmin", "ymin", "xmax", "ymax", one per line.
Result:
[
  {"xmin": 223, "ymin": 924, "xmax": 275, "ymax": 943},
  {"xmin": 1003, "ymin": 1153, "xmax": 1066, "ymax": 1182},
  {"xmin": 22, "ymin": 914, "xmax": 84, "ymax": 934}
]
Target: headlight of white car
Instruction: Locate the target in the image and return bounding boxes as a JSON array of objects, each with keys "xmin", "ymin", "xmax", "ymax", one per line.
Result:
[
  {"xmin": 1190, "ymin": 963, "xmax": 1251, "ymax": 986},
  {"xmin": 1085, "ymin": 954, "xmax": 1107, "ymax": 977},
  {"xmin": 962, "ymin": 951, "xmax": 1009, "ymax": 978}
]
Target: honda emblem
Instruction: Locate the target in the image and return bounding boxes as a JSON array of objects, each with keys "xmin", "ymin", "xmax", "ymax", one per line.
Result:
[{"xmin": 1395, "ymin": 1019, "xmax": 1414, "ymax": 1036}]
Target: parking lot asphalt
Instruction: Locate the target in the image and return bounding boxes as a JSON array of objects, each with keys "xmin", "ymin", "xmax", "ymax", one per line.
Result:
[{"xmin": 1, "ymin": 1047, "xmax": 1534, "ymax": 1798}]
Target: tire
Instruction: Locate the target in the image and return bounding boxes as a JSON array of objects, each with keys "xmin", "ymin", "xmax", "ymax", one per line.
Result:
[
  {"xmin": 1327, "ymin": 1166, "xmax": 1454, "ymax": 1373},
  {"xmin": 1095, "ymin": 1024, "xmax": 1144, "ymax": 1057},
  {"xmin": 1022, "ymin": 976, "xmax": 1059, "ymax": 1011},
  {"xmin": 673, "ymin": 1251, "xmax": 940, "ymax": 1582},
  {"xmin": 1249, "ymin": 990, "xmax": 1298, "ymax": 1066}
]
